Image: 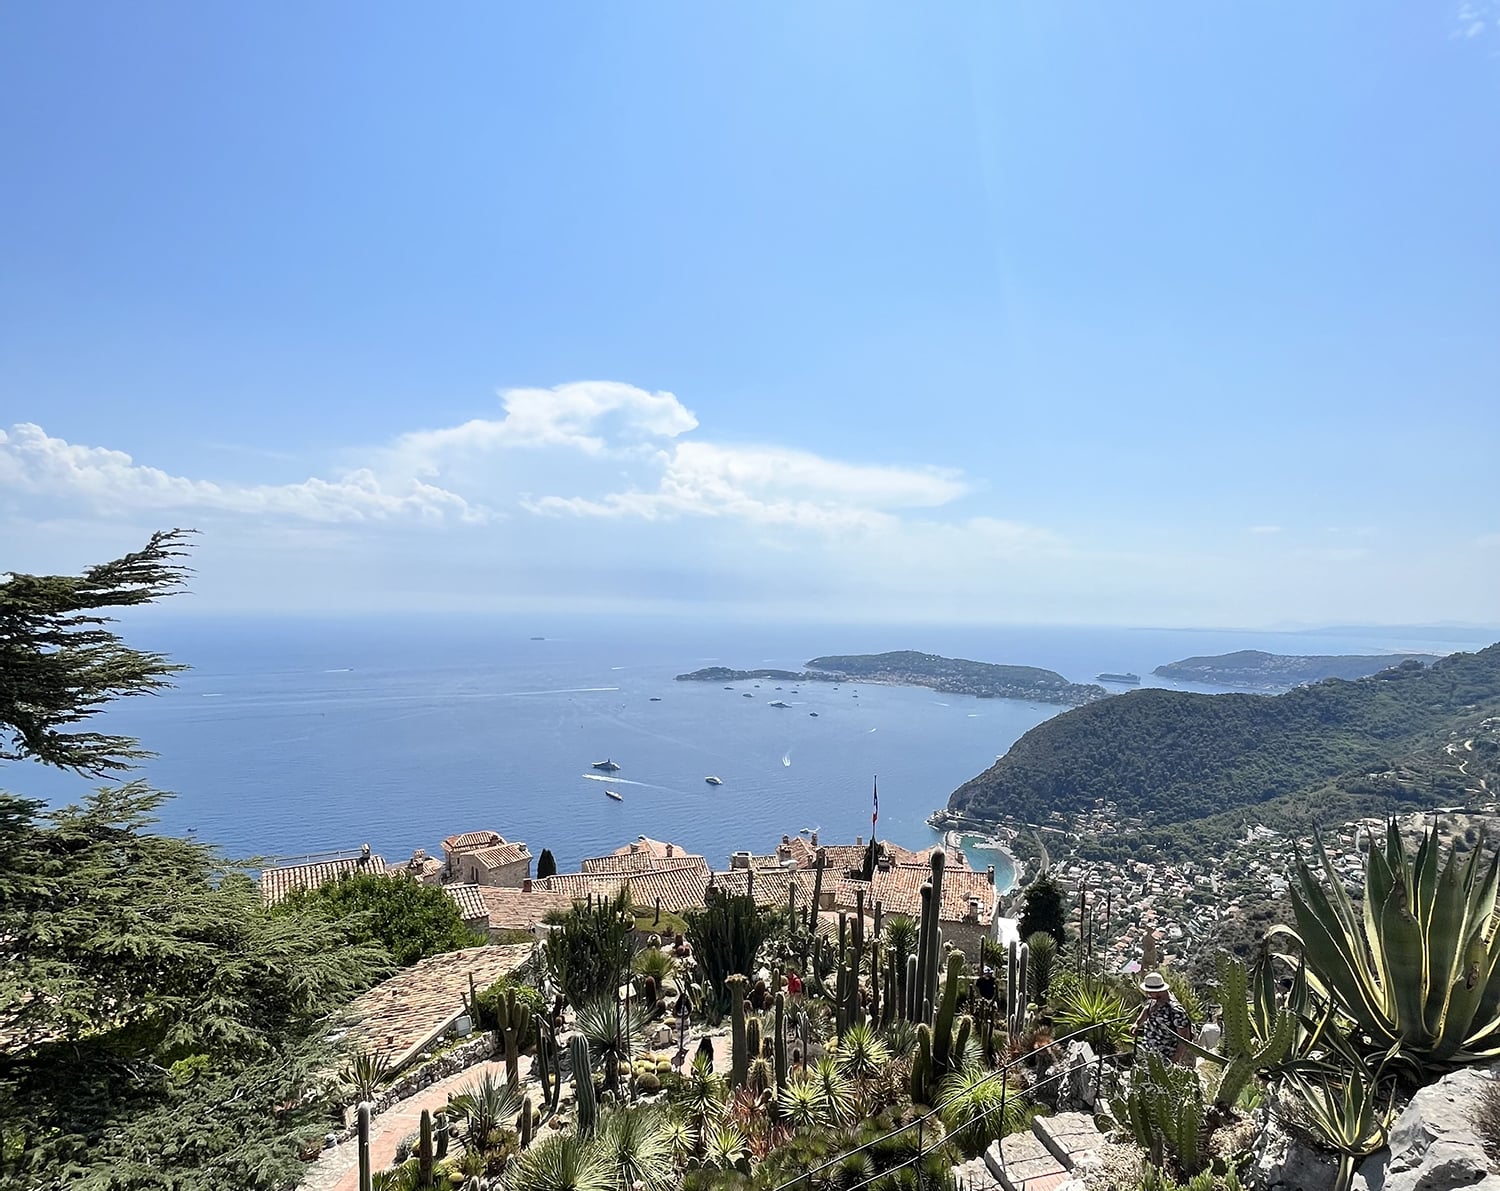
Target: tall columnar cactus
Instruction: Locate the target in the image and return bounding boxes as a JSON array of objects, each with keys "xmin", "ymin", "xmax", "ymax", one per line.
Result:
[
  {"xmin": 914, "ymin": 884, "xmax": 933, "ymax": 1024},
  {"xmin": 1110, "ymin": 1053, "xmax": 1207, "ymax": 1175},
  {"xmin": 924, "ymin": 850, "xmax": 947, "ymax": 1017},
  {"xmin": 418, "ymin": 1109, "xmax": 435, "ymax": 1188},
  {"xmin": 911, "ymin": 1022, "xmax": 935, "ymax": 1104},
  {"xmin": 868, "ymin": 938, "xmax": 881, "ymax": 1025},
  {"xmin": 774, "ymin": 992, "xmax": 788, "ymax": 1095},
  {"xmin": 905, "ymin": 954, "xmax": 919, "ymax": 1022},
  {"xmin": 434, "ymin": 1110, "xmax": 449, "ymax": 1161},
  {"xmin": 931, "ymin": 950, "xmax": 965, "ymax": 1073},
  {"xmin": 356, "ymin": 1103, "xmax": 372, "ymax": 1191},
  {"xmin": 496, "ymin": 987, "xmax": 529, "ymax": 1089},
  {"xmin": 569, "ymin": 1034, "xmax": 597, "ymax": 1137},
  {"xmin": 1197, "ymin": 951, "xmax": 1296, "ymax": 1109},
  {"xmin": 534, "ymin": 1012, "xmax": 562, "ymax": 1117},
  {"xmin": 811, "ymin": 848, "xmax": 826, "ymax": 928},
  {"xmin": 1006, "ymin": 939, "xmax": 1030, "ymax": 1038},
  {"xmin": 873, "ymin": 899, "xmax": 884, "ymax": 939},
  {"xmin": 519, "ymin": 1094, "xmax": 534, "ymax": 1149},
  {"xmin": 727, "ymin": 973, "xmax": 750, "ymax": 1088},
  {"xmin": 746, "ymin": 1015, "xmax": 763, "ymax": 1061}
]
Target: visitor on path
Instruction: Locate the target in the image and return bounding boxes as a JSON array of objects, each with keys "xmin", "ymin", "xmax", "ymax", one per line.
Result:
[
  {"xmin": 1132, "ymin": 972, "xmax": 1192, "ymax": 1065},
  {"xmin": 785, "ymin": 969, "xmax": 803, "ymax": 999}
]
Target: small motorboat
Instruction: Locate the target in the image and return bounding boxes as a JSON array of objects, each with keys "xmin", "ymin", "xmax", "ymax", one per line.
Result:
[
  {"xmin": 649, "ymin": 697, "xmax": 662, "ymax": 701},
  {"xmin": 592, "ymin": 759, "xmax": 621, "ymax": 771},
  {"xmin": 742, "ymin": 692, "xmax": 753, "ymax": 698},
  {"xmin": 769, "ymin": 700, "xmax": 790, "ymax": 708},
  {"xmin": 705, "ymin": 775, "xmax": 723, "ymax": 786},
  {"xmin": 605, "ymin": 789, "xmax": 624, "ymax": 801},
  {"xmin": 809, "ymin": 712, "xmax": 819, "ymax": 717}
]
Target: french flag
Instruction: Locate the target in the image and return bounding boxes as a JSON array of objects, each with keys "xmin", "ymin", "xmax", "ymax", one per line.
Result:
[{"xmin": 872, "ymin": 775, "xmax": 879, "ymax": 833}]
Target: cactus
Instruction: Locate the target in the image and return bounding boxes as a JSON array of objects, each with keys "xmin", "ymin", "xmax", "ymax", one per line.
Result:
[
  {"xmin": 570, "ymin": 1034, "xmax": 597, "ymax": 1137},
  {"xmin": 932, "ymin": 951, "xmax": 964, "ymax": 1071},
  {"xmin": 357, "ymin": 1103, "xmax": 372, "ymax": 1191},
  {"xmin": 727, "ymin": 973, "xmax": 749, "ymax": 1088},
  {"xmin": 418, "ymin": 1109, "xmax": 434, "ymax": 1188},
  {"xmin": 519, "ymin": 1094, "xmax": 534, "ymax": 1149},
  {"xmin": 746, "ymin": 1015, "xmax": 763, "ymax": 1062},
  {"xmin": 434, "ymin": 1110, "xmax": 449, "ymax": 1161},
  {"xmin": 921, "ymin": 850, "xmax": 947, "ymax": 1019},
  {"xmin": 1110, "ymin": 1052, "xmax": 1207, "ymax": 1175},
  {"xmin": 1196, "ymin": 951, "xmax": 1295, "ymax": 1109},
  {"xmin": 905, "ymin": 953, "xmax": 919, "ymax": 1022},
  {"xmin": 911, "ymin": 1022, "xmax": 934, "ymax": 1103},
  {"xmin": 1006, "ymin": 939, "xmax": 1031, "ymax": 1038},
  {"xmin": 868, "ymin": 937, "xmax": 881, "ymax": 1025},
  {"xmin": 534, "ymin": 1011, "xmax": 562, "ymax": 1117},
  {"xmin": 773, "ymin": 992, "xmax": 788, "ymax": 1096},
  {"xmin": 495, "ymin": 986, "xmax": 531, "ymax": 1089}
]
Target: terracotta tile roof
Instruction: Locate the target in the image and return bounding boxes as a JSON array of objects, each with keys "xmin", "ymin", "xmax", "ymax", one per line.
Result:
[
  {"xmin": 580, "ymin": 851, "xmax": 707, "ymax": 875},
  {"xmin": 444, "ymin": 883, "xmax": 490, "ymax": 923},
  {"xmin": 476, "ymin": 886, "xmax": 577, "ymax": 933},
  {"xmin": 611, "ymin": 836, "xmax": 688, "ymax": 861},
  {"xmin": 443, "ymin": 830, "xmax": 504, "ymax": 853},
  {"xmin": 714, "ymin": 868, "xmax": 805, "ymax": 909},
  {"xmin": 866, "ymin": 864, "xmax": 996, "ymax": 923},
  {"xmin": 538, "ymin": 863, "xmax": 715, "ymax": 915},
  {"xmin": 259, "ymin": 855, "xmax": 387, "ymax": 906},
  {"xmin": 344, "ymin": 944, "xmax": 533, "ymax": 1068},
  {"xmin": 467, "ymin": 842, "xmax": 531, "ymax": 869}
]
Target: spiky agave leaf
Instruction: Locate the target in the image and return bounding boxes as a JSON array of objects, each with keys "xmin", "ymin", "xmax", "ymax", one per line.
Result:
[
  {"xmin": 502, "ymin": 1130, "xmax": 615, "ymax": 1191},
  {"xmin": 778, "ymin": 1073, "xmax": 829, "ymax": 1129},
  {"xmin": 595, "ymin": 1106, "xmax": 676, "ymax": 1191}
]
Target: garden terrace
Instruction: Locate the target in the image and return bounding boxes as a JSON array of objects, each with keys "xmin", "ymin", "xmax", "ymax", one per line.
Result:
[{"xmin": 342, "ymin": 943, "xmax": 533, "ymax": 1071}]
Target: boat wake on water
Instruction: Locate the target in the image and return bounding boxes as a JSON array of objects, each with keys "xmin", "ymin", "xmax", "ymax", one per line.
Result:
[
  {"xmin": 782, "ymin": 751, "xmax": 792, "ymax": 767},
  {"xmin": 580, "ymin": 774, "xmax": 691, "ymax": 795}
]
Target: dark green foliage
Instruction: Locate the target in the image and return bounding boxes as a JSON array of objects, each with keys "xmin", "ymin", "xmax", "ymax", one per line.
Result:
[
  {"xmin": 949, "ymin": 644, "xmax": 1500, "ymax": 831},
  {"xmin": 536, "ymin": 848, "xmax": 558, "ymax": 880},
  {"xmin": 0, "ymin": 784, "xmax": 392, "ymax": 1187},
  {"xmin": 0, "ymin": 530, "xmax": 192, "ymax": 775},
  {"xmin": 542, "ymin": 887, "xmax": 635, "ymax": 1008},
  {"xmin": 685, "ymin": 894, "xmax": 775, "ymax": 1014},
  {"xmin": 276, "ymin": 870, "xmax": 485, "ymax": 966},
  {"xmin": 1018, "ymin": 875, "xmax": 1067, "ymax": 947},
  {"xmin": 471, "ymin": 976, "xmax": 545, "ymax": 1045}
]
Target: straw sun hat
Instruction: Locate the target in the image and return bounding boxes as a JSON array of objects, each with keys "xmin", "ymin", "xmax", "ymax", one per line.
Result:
[{"xmin": 1139, "ymin": 972, "xmax": 1170, "ymax": 995}]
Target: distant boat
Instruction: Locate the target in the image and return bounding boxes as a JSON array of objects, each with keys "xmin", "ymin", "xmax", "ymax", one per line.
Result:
[
  {"xmin": 649, "ymin": 697, "xmax": 662, "ymax": 702},
  {"xmin": 1097, "ymin": 672, "xmax": 1142, "ymax": 685},
  {"xmin": 769, "ymin": 700, "xmax": 790, "ymax": 708},
  {"xmin": 530, "ymin": 636, "xmax": 546, "ymax": 641},
  {"xmin": 724, "ymin": 686, "xmax": 735, "ymax": 690},
  {"xmin": 705, "ymin": 775, "xmax": 723, "ymax": 786},
  {"xmin": 605, "ymin": 789, "xmax": 623, "ymax": 801},
  {"xmin": 592, "ymin": 759, "xmax": 621, "ymax": 771},
  {"xmin": 742, "ymin": 692, "xmax": 753, "ymax": 698},
  {"xmin": 809, "ymin": 712, "xmax": 819, "ymax": 717}
]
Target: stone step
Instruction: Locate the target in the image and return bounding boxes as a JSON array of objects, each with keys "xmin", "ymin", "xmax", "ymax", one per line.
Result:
[
  {"xmin": 984, "ymin": 1132, "xmax": 1070, "ymax": 1191},
  {"xmin": 951, "ymin": 1154, "xmax": 1004, "ymax": 1191},
  {"xmin": 1031, "ymin": 1111, "xmax": 1103, "ymax": 1171}
]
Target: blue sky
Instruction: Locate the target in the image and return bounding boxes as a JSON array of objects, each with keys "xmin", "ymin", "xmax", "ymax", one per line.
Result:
[{"xmin": 2, "ymin": 2, "xmax": 1497, "ymax": 626}]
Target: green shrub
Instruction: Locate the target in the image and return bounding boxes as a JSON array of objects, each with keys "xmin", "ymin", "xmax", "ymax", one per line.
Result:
[{"xmin": 471, "ymin": 977, "xmax": 545, "ymax": 1047}]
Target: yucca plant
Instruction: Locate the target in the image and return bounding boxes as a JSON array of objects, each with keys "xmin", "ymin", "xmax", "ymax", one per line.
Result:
[
  {"xmin": 1280, "ymin": 1058, "xmax": 1393, "ymax": 1191},
  {"xmin": 502, "ymin": 1129, "xmax": 614, "ymax": 1191},
  {"xmin": 673, "ymin": 1054, "xmax": 728, "ymax": 1155},
  {"xmin": 341, "ymin": 1047, "xmax": 392, "ymax": 1105},
  {"xmin": 574, "ymin": 994, "xmax": 653, "ymax": 1094},
  {"xmin": 779, "ymin": 1074, "xmax": 830, "ymax": 1129},
  {"xmin": 812, "ymin": 1055, "xmax": 858, "ymax": 1126},
  {"xmin": 703, "ymin": 1122, "xmax": 750, "ymax": 1171},
  {"xmin": 1055, "ymin": 978, "xmax": 1132, "ymax": 1053},
  {"xmin": 937, "ymin": 1061, "xmax": 1031, "ymax": 1157},
  {"xmin": 831, "ymin": 1021, "xmax": 892, "ymax": 1082},
  {"xmin": 1274, "ymin": 821, "xmax": 1500, "ymax": 1070},
  {"xmin": 448, "ymin": 1071, "xmax": 523, "ymax": 1157},
  {"xmin": 595, "ymin": 1107, "xmax": 677, "ymax": 1191}
]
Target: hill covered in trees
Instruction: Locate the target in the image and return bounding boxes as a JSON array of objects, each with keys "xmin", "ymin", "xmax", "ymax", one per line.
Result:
[
  {"xmin": 947, "ymin": 645, "xmax": 1500, "ymax": 835},
  {"xmin": 1152, "ymin": 648, "xmax": 1441, "ymax": 688}
]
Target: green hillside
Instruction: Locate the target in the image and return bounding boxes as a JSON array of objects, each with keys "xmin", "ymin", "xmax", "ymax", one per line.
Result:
[{"xmin": 947, "ymin": 643, "xmax": 1500, "ymax": 833}]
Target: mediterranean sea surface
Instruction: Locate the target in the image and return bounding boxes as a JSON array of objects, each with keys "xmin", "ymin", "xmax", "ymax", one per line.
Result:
[{"xmin": 13, "ymin": 616, "xmax": 1491, "ymax": 889}]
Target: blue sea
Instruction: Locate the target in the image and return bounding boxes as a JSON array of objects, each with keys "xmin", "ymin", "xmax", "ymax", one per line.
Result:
[{"xmin": 12, "ymin": 616, "xmax": 1492, "ymax": 888}]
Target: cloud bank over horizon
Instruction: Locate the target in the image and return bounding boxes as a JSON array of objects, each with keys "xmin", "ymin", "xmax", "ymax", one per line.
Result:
[{"xmin": 2, "ymin": 381, "xmax": 1496, "ymax": 629}]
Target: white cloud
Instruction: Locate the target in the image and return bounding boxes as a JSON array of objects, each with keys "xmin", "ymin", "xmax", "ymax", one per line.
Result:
[
  {"xmin": 0, "ymin": 423, "xmax": 484, "ymax": 523},
  {"xmin": 524, "ymin": 440, "xmax": 969, "ymax": 529},
  {"xmin": 392, "ymin": 381, "xmax": 698, "ymax": 466},
  {"xmin": 1455, "ymin": 1, "xmax": 1494, "ymax": 38}
]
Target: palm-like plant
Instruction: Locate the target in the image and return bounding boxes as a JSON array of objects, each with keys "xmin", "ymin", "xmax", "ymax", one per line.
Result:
[
  {"xmin": 1274, "ymin": 822, "xmax": 1500, "ymax": 1070},
  {"xmin": 674, "ymin": 1054, "xmax": 728, "ymax": 1153},
  {"xmin": 937, "ymin": 1062, "xmax": 1029, "ymax": 1158},
  {"xmin": 1055, "ymin": 979, "xmax": 1131, "ymax": 1053},
  {"xmin": 595, "ymin": 1107, "xmax": 677, "ymax": 1191},
  {"xmin": 662, "ymin": 1115, "xmax": 697, "ymax": 1165},
  {"xmin": 574, "ymin": 994, "xmax": 653, "ymax": 1094},
  {"xmin": 1026, "ymin": 932, "xmax": 1057, "ymax": 1005},
  {"xmin": 503, "ymin": 1130, "xmax": 614, "ymax": 1191},
  {"xmin": 448, "ymin": 1070, "xmax": 523, "ymax": 1155},
  {"xmin": 830, "ymin": 1021, "xmax": 891, "ymax": 1081},
  {"xmin": 633, "ymin": 944, "xmax": 676, "ymax": 986},
  {"xmin": 778, "ymin": 1074, "xmax": 829, "ymax": 1129},
  {"xmin": 811, "ymin": 1055, "xmax": 857, "ymax": 1126},
  {"xmin": 340, "ymin": 1047, "xmax": 391, "ymax": 1105}
]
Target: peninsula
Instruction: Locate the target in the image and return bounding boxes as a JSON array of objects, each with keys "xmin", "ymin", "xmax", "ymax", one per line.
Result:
[
  {"xmin": 1153, "ymin": 648, "xmax": 1441, "ymax": 689},
  {"xmin": 676, "ymin": 650, "xmax": 1107, "ymax": 707}
]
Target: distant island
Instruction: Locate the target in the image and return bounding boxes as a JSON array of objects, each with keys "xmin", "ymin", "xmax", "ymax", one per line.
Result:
[
  {"xmin": 676, "ymin": 650, "xmax": 1107, "ymax": 707},
  {"xmin": 1152, "ymin": 649, "xmax": 1440, "ymax": 689}
]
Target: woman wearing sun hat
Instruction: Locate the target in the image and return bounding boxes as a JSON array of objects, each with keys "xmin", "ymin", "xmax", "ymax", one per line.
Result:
[{"xmin": 1132, "ymin": 971, "xmax": 1192, "ymax": 1065}]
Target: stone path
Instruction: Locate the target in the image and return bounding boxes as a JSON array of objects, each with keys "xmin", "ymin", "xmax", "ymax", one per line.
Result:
[{"xmin": 983, "ymin": 1111, "xmax": 1102, "ymax": 1191}]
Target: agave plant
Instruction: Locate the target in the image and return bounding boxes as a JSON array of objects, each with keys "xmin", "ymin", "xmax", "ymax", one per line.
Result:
[
  {"xmin": 779, "ymin": 1074, "xmax": 830, "ymax": 1129},
  {"xmin": 1275, "ymin": 821, "xmax": 1500, "ymax": 1069},
  {"xmin": 595, "ymin": 1107, "xmax": 677, "ymax": 1191},
  {"xmin": 702, "ymin": 1122, "xmax": 750, "ymax": 1171},
  {"xmin": 340, "ymin": 1046, "xmax": 391, "ymax": 1105},
  {"xmin": 1280, "ymin": 1059, "xmax": 1393, "ymax": 1191},
  {"xmin": 1054, "ymin": 978, "xmax": 1132, "ymax": 1053},
  {"xmin": 502, "ymin": 1130, "xmax": 614, "ymax": 1191},
  {"xmin": 831, "ymin": 1021, "xmax": 891, "ymax": 1081},
  {"xmin": 674, "ymin": 1054, "xmax": 728, "ymax": 1154},
  {"xmin": 448, "ymin": 1070, "xmax": 523, "ymax": 1156},
  {"xmin": 937, "ymin": 1061, "xmax": 1030, "ymax": 1158},
  {"xmin": 811, "ymin": 1055, "xmax": 857, "ymax": 1126}
]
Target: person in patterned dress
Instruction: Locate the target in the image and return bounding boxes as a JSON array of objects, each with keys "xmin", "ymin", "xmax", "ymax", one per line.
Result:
[{"xmin": 1132, "ymin": 971, "xmax": 1192, "ymax": 1065}]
